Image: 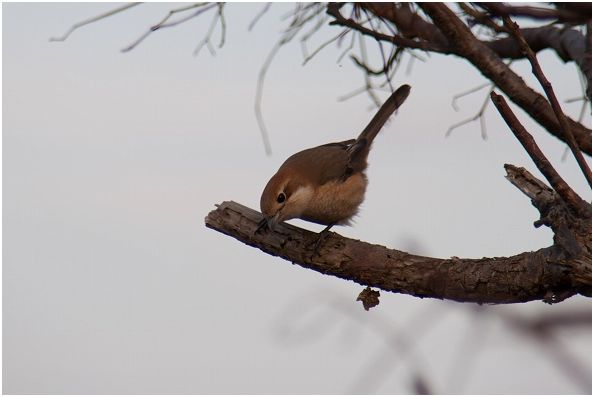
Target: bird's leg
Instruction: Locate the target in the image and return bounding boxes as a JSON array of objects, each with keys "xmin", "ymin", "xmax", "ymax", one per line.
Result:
[{"xmin": 312, "ymin": 223, "xmax": 335, "ymax": 256}]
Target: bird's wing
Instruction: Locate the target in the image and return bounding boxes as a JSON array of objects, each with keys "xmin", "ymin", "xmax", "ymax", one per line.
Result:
[{"xmin": 282, "ymin": 141, "xmax": 354, "ymax": 185}]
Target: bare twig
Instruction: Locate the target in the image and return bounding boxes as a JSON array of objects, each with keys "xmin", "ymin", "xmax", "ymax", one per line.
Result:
[
  {"xmin": 121, "ymin": 3, "xmax": 216, "ymax": 53},
  {"xmin": 255, "ymin": 40, "xmax": 281, "ymax": 156},
  {"xmin": 491, "ymin": 92, "xmax": 586, "ymax": 215},
  {"xmin": 50, "ymin": 3, "xmax": 141, "ymax": 42},
  {"xmin": 217, "ymin": 3, "xmax": 226, "ymax": 48},
  {"xmin": 337, "ymin": 30, "xmax": 356, "ymax": 63},
  {"xmin": 326, "ymin": 3, "xmax": 448, "ymax": 54},
  {"xmin": 447, "ymin": 84, "xmax": 493, "ymax": 140},
  {"xmin": 299, "ymin": 9, "xmax": 328, "ymax": 46},
  {"xmin": 253, "ymin": 3, "xmax": 326, "ymax": 155},
  {"xmin": 358, "ymin": 35, "xmax": 382, "ymax": 107},
  {"xmin": 337, "ymin": 86, "xmax": 368, "ymax": 102},
  {"xmin": 419, "ymin": 3, "xmax": 591, "ymax": 156},
  {"xmin": 451, "ymin": 82, "xmax": 492, "ymax": 112},
  {"xmin": 193, "ymin": 3, "xmax": 226, "ymax": 56},
  {"xmin": 503, "ymin": 16, "xmax": 592, "ymax": 187},
  {"xmin": 248, "ymin": 2, "xmax": 271, "ymax": 31},
  {"xmin": 302, "ymin": 29, "xmax": 347, "ymax": 66},
  {"xmin": 459, "ymin": 2, "xmax": 507, "ymax": 34}
]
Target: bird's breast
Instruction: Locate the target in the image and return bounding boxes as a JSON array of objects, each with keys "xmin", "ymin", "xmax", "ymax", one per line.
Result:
[{"xmin": 300, "ymin": 172, "xmax": 368, "ymax": 225}]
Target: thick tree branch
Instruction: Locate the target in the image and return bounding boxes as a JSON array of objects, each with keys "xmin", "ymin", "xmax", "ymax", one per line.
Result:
[
  {"xmin": 205, "ymin": 197, "xmax": 590, "ymax": 304},
  {"xmin": 417, "ymin": 3, "xmax": 592, "ymax": 156},
  {"xmin": 359, "ymin": 2, "xmax": 449, "ymax": 48},
  {"xmin": 502, "ymin": 16, "xmax": 592, "ymax": 186},
  {"xmin": 485, "ymin": 26, "xmax": 587, "ymax": 62},
  {"xmin": 477, "ymin": 2, "xmax": 591, "ymax": 24},
  {"xmin": 326, "ymin": 3, "xmax": 448, "ymax": 54},
  {"xmin": 340, "ymin": 3, "xmax": 592, "ymax": 155},
  {"xmin": 504, "ymin": 165, "xmax": 591, "ymax": 295},
  {"xmin": 491, "ymin": 92, "xmax": 589, "ymax": 215},
  {"xmin": 485, "ymin": 24, "xmax": 591, "ymax": 102}
]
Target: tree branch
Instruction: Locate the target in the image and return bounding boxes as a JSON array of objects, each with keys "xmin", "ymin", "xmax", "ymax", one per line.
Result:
[
  {"xmin": 476, "ymin": 2, "xmax": 591, "ymax": 24},
  {"xmin": 326, "ymin": 3, "xmax": 448, "ymax": 54},
  {"xmin": 49, "ymin": 3, "xmax": 141, "ymax": 42},
  {"xmin": 484, "ymin": 23, "xmax": 592, "ymax": 102},
  {"xmin": 502, "ymin": 16, "xmax": 591, "ymax": 186},
  {"xmin": 503, "ymin": 165, "xmax": 591, "ymax": 296},
  {"xmin": 205, "ymin": 198, "xmax": 590, "ymax": 304},
  {"xmin": 362, "ymin": 2, "xmax": 592, "ymax": 155},
  {"xmin": 491, "ymin": 92, "xmax": 588, "ymax": 215},
  {"xmin": 121, "ymin": 3, "xmax": 217, "ymax": 53}
]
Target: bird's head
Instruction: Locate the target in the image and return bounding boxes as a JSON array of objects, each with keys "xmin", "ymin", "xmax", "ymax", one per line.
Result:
[{"xmin": 260, "ymin": 169, "xmax": 313, "ymax": 229}]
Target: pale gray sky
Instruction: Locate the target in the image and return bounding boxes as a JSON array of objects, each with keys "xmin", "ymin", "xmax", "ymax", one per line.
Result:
[{"xmin": 3, "ymin": 2, "xmax": 591, "ymax": 394}]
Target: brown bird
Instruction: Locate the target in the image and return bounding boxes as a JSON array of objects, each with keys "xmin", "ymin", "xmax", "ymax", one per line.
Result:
[{"xmin": 258, "ymin": 84, "xmax": 411, "ymax": 238}]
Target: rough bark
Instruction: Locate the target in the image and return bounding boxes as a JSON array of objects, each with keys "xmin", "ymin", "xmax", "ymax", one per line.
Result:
[{"xmin": 205, "ymin": 164, "xmax": 591, "ymax": 304}]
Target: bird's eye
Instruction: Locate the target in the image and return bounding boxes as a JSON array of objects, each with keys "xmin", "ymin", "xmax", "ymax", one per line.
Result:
[{"xmin": 277, "ymin": 192, "xmax": 286, "ymax": 203}]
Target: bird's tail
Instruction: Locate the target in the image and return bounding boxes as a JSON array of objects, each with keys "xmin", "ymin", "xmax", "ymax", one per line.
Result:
[
  {"xmin": 356, "ymin": 84, "xmax": 411, "ymax": 144},
  {"xmin": 347, "ymin": 84, "xmax": 410, "ymax": 171}
]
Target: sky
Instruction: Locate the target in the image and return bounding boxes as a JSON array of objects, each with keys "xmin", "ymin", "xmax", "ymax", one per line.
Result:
[{"xmin": 3, "ymin": 2, "xmax": 592, "ymax": 394}]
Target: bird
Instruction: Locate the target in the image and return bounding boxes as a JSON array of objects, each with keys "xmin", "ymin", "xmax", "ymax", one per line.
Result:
[{"xmin": 258, "ymin": 84, "xmax": 411, "ymax": 242}]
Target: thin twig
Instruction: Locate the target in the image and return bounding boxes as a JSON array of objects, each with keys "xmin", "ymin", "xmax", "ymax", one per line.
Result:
[
  {"xmin": 358, "ymin": 34, "xmax": 382, "ymax": 107},
  {"xmin": 503, "ymin": 16, "xmax": 592, "ymax": 187},
  {"xmin": 253, "ymin": 3, "xmax": 327, "ymax": 155},
  {"xmin": 193, "ymin": 4, "xmax": 226, "ymax": 56},
  {"xmin": 302, "ymin": 30, "xmax": 348, "ymax": 66},
  {"xmin": 300, "ymin": 10, "xmax": 328, "ymax": 44},
  {"xmin": 459, "ymin": 3, "xmax": 507, "ymax": 34},
  {"xmin": 326, "ymin": 3, "xmax": 448, "ymax": 54},
  {"xmin": 248, "ymin": 2, "xmax": 271, "ymax": 31},
  {"xmin": 361, "ymin": 7, "xmax": 395, "ymax": 92},
  {"xmin": 337, "ymin": 86, "xmax": 368, "ymax": 102},
  {"xmin": 50, "ymin": 3, "xmax": 141, "ymax": 42},
  {"xmin": 451, "ymin": 82, "xmax": 491, "ymax": 111},
  {"xmin": 299, "ymin": 12, "xmax": 332, "ymax": 62},
  {"xmin": 217, "ymin": 3, "xmax": 226, "ymax": 48},
  {"xmin": 255, "ymin": 41, "xmax": 281, "ymax": 156},
  {"xmin": 337, "ymin": 30, "xmax": 356, "ymax": 63},
  {"xmin": 121, "ymin": 3, "xmax": 216, "ymax": 53},
  {"xmin": 491, "ymin": 92, "xmax": 586, "ymax": 215},
  {"xmin": 446, "ymin": 85, "xmax": 493, "ymax": 139},
  {"xmin": 377, "ymin": 39, "xmax": 395, "ymax": 92},
  {"xmin": 405, "ymin": 51, "xmax": 417, "ymax": 75}
]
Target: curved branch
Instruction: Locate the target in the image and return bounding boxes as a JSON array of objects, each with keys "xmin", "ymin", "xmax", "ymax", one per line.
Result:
[
  {"xmin": 484, "ymin": 26, "xmax": 591, "ymax": 99},
  {"xmin": 334, "ymin": 3, "xmax": 592, "ymax": 155},
  {"xmin": 416, "ymin": 3, "xmax": 592, "ymax": 155},
  {"xmin": 121, "ymin": 3, "xmax": 217, "ymax": 53},
  {"xmin": 326, "ymin": 3, "xmax": 448, "ymax": 54},
  {"xmin": 49, "ymin": 3, "xmax": 141, "ymax": 42},
  {"xmin": 205, "ymin": 194, "xmax": 590, "ymax": 304},
  {"xmin": 477, "ymin": 2, "xmax": 591, "ymax": 24},
  {"xmin": 485, "ymin": 26, "xmax": 585, "ymax": 62}
]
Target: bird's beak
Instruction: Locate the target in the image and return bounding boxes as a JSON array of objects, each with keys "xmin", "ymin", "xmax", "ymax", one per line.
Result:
[
  {"xmin": 256, "ymin": 212, "xmax": 280, "ymax": 234},
  {"xmin": 266, "ymin": 212, "xmax": 280, "ymax": 230}
]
